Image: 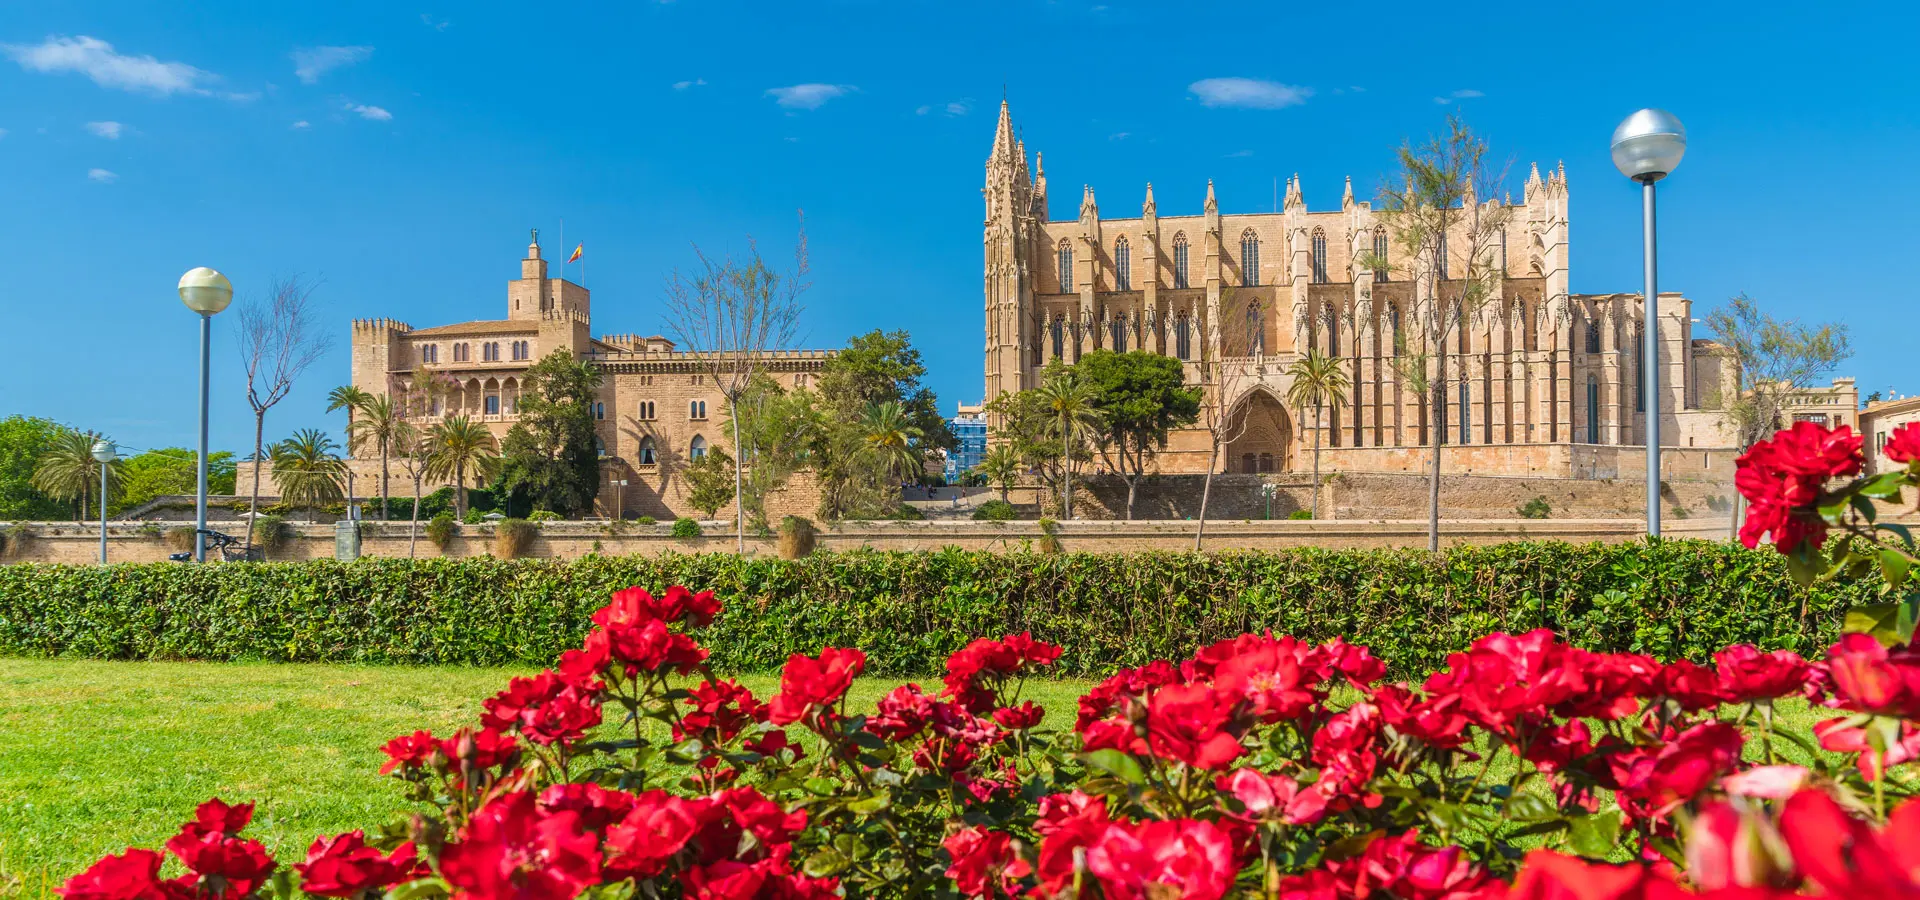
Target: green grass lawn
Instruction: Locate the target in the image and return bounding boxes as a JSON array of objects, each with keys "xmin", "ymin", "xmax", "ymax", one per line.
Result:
[{"xmin": 0, "ymin": 657, "xmax": 1087, "ymax": 896}]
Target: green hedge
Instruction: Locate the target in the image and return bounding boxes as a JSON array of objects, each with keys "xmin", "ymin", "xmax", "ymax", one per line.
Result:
[{"xmin": 0, "ymin": 541, "xmax": 1874, "ymax": 678}]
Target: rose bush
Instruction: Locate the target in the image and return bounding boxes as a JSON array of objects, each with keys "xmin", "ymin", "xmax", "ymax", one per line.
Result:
[{"xmin": 55, "ymin": 422, "xmax": 1920, "ymax": 900}]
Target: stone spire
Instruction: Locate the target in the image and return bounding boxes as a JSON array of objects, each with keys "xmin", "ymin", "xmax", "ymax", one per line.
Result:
[
  {"xmin": 1342, "ymin": 175, "xmax": 1354, "ymax": 207},
  {"xmin": 1143, "ymin": 181, "xmax": 1156, "ymax": 217},
  {"xmin": 1079, "ymin": 184, "xmax": 1098, "ymax": 221},
  {"xmin": 1283, "ymin": 173, "xmax": 1304, "ymax": 210},
  {"xmin": 1204, "ymin": 179, "xmax": 1217, "ymax": 214},
  {"xmin": 988, "ymin": 99, "xmax": 1015, "ymax": 163}
]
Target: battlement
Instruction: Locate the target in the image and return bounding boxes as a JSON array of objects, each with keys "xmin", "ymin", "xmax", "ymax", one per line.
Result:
[
  {"xmin": 599, "ymin": 333, "xmax": 677, "ymax": 352},
  {"xmin": 352, "ymin": 317, "xmax": 413, "ymax": 334},
  {"xmin": 540, "ymin": 308, "xmax": 591, "ymax": 327},
  {"xmin": 585, "ymin": 347, "xmax": 836, "ymax": 363}
]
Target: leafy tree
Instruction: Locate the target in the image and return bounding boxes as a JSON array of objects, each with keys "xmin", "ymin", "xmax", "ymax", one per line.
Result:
[
  {"xmin": 0, "ymin": 416, "xmax": 73, "ymax": 520},
  {"xmin": 113, "ymin": 448, "xmax": 237, "ymax": 514},
  {"xmin": 348, "ymin": 393, "xmax": 405, "ymax": 520},
  {"xmin": 862, "ymin": 401, "xmax": 925, "ymax": 482},
  {"xmin": 270, "ymin": 428, "xmax": 346, "ymax": 522},
  {"xmin": 1035, "ymin": 369, "xmax": 1105, "ymax": 520},
  {"xmin": 1077, "ymin": 350, "xmax": 1201, "ymax": 519},
  {"xmin": 498, "ymin": 350, "xmax": 603, "ymax": 517},
  {"xmin": 722, "ymin": 374, "xmax": 814, "ymax": 527},
  {"xmin": 983, "ymin": 361, "xmax": 1077, "ymax": 513},
  {"xmin": 426, "ymin": 416, "xmax": 500, "ymax": 518},
  {"xmin": 1284, "ymin": 349, "xmax": 1352, "ymax": 520},
  {"xmin": 683, "ymin": 447, "xmax": 736, "ymax": 517},
  {"xmin": 972, "ymin": 444, "xmax": 1021, "ymax": 504},
  {"xmin": 33, "ymin": 427, "xmax": 123, "ymax": 521},
  {"xmin": 817, "ymin": 330, "xmax": 956, "ymax": 458},
  {"xmin": 803, "ymin": 330, "xmax": 953, "ymax": 522}
]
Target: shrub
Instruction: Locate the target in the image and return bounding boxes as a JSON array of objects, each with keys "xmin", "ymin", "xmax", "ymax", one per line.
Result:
[
  {"xmin": 1518, "ymin": 495, "xmax": 1553, "ymax": 519},
  {"xmin": 527, "ymin": 509, "xmax": 562, "ymax": 524},
  {"xmin": 1035, "ymin": 517, "xmax": 1061, "ymax": 554},
  {"xmin": 972, "ymin": 499, "xmax": 1019, "ymax": 521},
  {"xmin": 460, "ymin": 509, "xmax": 485, "ymax": 525},
  {"xmin": 671, "ymin": 517, "xmax": 702, "ymax": 539},
  {"xmin": 493, "ymin": 518, "xmax": 538, "ymax": 559},
  {"xmin": 425, "ymin": 512, "xmax": 456, "ymax": 551},
  {"xmin": 163, "ymin": 526, "xmax": 196, "ymax": 552},
  {"xmin": 776, "ymin": 516, "xmax": 817, "ymax": 560},
  {"xmin": 252, "ymin": 515, "xmax": 288, "ymax": 556},
  {"xmin": 1287, "ymin": 509, "xmax": 1313, "ymax": 520},
  {"xmin": 0, "ymin": 523, "xmax": 32, "ymax": 558},
  {"xmin": 635, "ymin": 515, "xmax": 656, "ymax": 526}
]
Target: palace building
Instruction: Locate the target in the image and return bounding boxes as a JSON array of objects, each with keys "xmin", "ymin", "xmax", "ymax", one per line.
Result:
[
  {"xmin": 981, "ymin": 100, "xmax": 1756, "ymax": 479},
  {"xmin": 340, "ymin": 232, "xmax": 831, "ymax": 517}
]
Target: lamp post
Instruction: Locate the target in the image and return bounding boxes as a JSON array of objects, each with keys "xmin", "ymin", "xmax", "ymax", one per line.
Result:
[
  {"xmin": 179, "ymin": 267, "xmax": 233, "ymax": 562},
  {"xmin": 91, "ymin": 440, "xmax": 117, "ymax": 563},
  {"xmin": 1611, "ymin": 109, "xmax": 1686, "ymax": 539}
]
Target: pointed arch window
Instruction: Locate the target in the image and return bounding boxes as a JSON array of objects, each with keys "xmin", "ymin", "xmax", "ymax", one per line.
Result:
[
  {"xmin": 1057, "ymin": 241, "xmax": 1073, "ymax": 292},
  {"xmin": 1050, "ymin": 316, "xmax": 1064, "ymax": 358},
  {"xmin": 1437, "ymin": 233, "xmax": 1450, "ymax": 280},
  {"xmin": 638, "ymin": 437, "xmax": 657, "ymax": 466},
  {"xmin": 1326, "ymin": 305, "xmax": 1341, "ymax": 356},
  {"xmin": 1113, "ymin": 237, "xmax": 1131, "ymax": 291},
  {"xmin": 1373, "ymin": 230, "xmax": 1390, "ymax": 281},
  {"xmin": 1172, "ymin": 233, "xmax": 1190, "ymax": 289},
  {"xmin": 1109, "ymin": 314, "xmax": 1127, "ymax": 352},
  {"xmin": 1459, "ymin": 380, "xmax": 1471, "ymax": 445},
  {"xmin": 1585, "ymin": 315, "xmax": 1602, "ymax": 354},
  {"xmin": 1587, "ymin": 377, "xmax": 1601, "ymax": 444},
  {"xmin": 1174, "ymin": 313, "xmax": 1192, "ymax": 360},
  {"xmin": 1240, "ymin": 230, "xmax": 1261, "ymax": 286},
  {"xmin": 1245, "ymin": 301, "xmax": 1265, "ymax": 355},
  {"xmin": 1633, "ymin": 322, "xmax": 1646, "ymax": 412},
  {"xmin": 1311, "ymin": 229, "xmax": 1329, "ymax": 284},
  {"xmin": 690, "ymin": 435, "xmax": 708, "ymax": 461}
]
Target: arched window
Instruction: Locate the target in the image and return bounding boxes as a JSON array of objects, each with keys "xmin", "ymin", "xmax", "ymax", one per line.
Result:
[
  {"xmin": 1240, "ymin": 230, "xmax": 1260, "ymax": 286},
  {"xmin": 638, "ymin": 400, "xmax": 656, "ymax": 420},
  {"xmin": 1109, "ymin": 315, "xmax": 1127, "ymax": 352},
  {"xmin": 1050, "ymin": 316, "xmax": 1064, "ymax": 358},
  {"xmin": 690, "ymin": 435, "xmax": 708, "ymax": 461},
  {"xmin": 1057, "ymin": 241, "xmax": 1073, "ymax": 291},
  {"xmin": 485, "ymin": 394, "xmax": 500, "ymax": 415},
  {"xmin": 1245, "ymin": 301, "xmax": 1265, "ymax": 355},
  {"xmin": 1498, "ymin": 227, "xmax": 1509, "ymax": 274},
  {"xmin": 689, "ymin": 399, "xmax": 707, "ymax": 419},
  {"xmin": 1311, "ymin": 229, "xmax": 1328, "ymax": 284},
  {"xmin": 1585, "ymin": 316, "xmax": 1602, "ymax": 354},
  {"xmin": 638, "ymin": 437, "xmax": 657, "ymax": 465},
  {"xmin": 1389, "ymin": 305, "xmax": 1404, "ymax": 353},
  {"xmin": 1174, "ymin": 313, "xmax": 1192, "ymax": 360},
  {"xmin": 1114, "ymin": 237, "xmax": 1131, "ymax": 291},
  {"xmin": 1326, "ymin": 305, "xmax": 1341, "ymax": 356},
  {"xmin": 593, "ymin": 401, "xmax": 605, "ymax": 421},
  {"xmin": 1373, "ymin": 230, "xmax": 1390, "ymax": 281},
  {"xmin": 1436, "ymin": 234, "xmax": 1450, "ymax": 280},
  {"xmin": 1172, "ymin": 233, "xmax": 1190, "ymax": 289},
  {"xmin": 1633, "ymin": 322, "xmax": 1646, "ymax": 413},
  {"xmin": 1587, "ymin": 378, "xmax": 1601, "ymax": 444}
]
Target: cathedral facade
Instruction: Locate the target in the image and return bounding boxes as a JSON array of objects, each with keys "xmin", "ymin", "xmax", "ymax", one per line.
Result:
[{"xmin": 982, "ymin": 101, "xmax": 1743, "ymax": 479}]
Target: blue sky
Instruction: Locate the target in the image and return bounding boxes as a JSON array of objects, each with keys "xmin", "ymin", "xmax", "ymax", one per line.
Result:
[{"xmin": 2, "ymin": 0, "xmax": 1914, "ymax": 456}]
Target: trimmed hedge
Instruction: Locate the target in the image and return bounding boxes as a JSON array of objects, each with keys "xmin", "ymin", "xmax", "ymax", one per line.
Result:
[{"xmin": 0, "ymin": 541, "xmax": 1874, "ymax": 678}]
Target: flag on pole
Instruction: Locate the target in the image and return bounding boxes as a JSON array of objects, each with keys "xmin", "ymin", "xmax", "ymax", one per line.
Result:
[{"xmin": 568, "ymin": 243, "xmax": 584, "ymax": 263}]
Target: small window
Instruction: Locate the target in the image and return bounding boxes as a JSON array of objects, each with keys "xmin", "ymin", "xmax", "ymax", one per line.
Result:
[
  {"xmin": 1326, "ymin": 306, "xmax": 1340, "ymax": 356},
  {"xmin": 1051, "ymin": 316, "xmax": 1064, "ymax": 357},
  {"xmin": 1114, "ymin": 237, "xmax": 1131, "ymax": 291},
  {"xmin": 639, "ymin": 437, "xmax": 657, "ymax": 465},
  {"xmin": 1174, "ymin": 313, "xmax": 1192, "ymax": 360},
  {"xmin": 485, "ymin": 395, "xmax": 500, "ymax": 415},
  {"xmin": 1585, "ymin": 316, "xmax": 1603, "ymax": 354},
  {"xmin": 689, "ymin": 399, "xmax": 707, "ymax": 420},
  {"xmin": 1437, "ymin": 233, "xmax": 1450, "ymax": 280},
  {"xmin": 1172, "ymin": 233, "xmax": 1190, "ymax": 289},
  {"xmin": 1390, "ymin": 305, "xmax": 1404, "ymax": 351},
  {"xmin": 1241, "ymin": 453, "xmax": 1256, "ymax": 473},
  {"xmin": 1458, "ymin": 381, "xmax": 1471, "ymax": 445},
  {"xmin": 1311, "ymin": 229, "xmax": 1328, "ymax": 284},
  {"xmin": 1372, "ymin": 230, "xmax": 1389, "ymax": 281},
  {"xmin": 1057, "ymin": 240, "xmax": 1074, "ymax": 292},
  {"xmin": 1109, "ymin": 315, "xmax": 1127, "ymax": 352},
  {"xmin": 1633, "ymin": 323, "xmax": 1646, "ymax": 413},
  {"xmin": 690, "ymin": 435, "xmax": 707, "ymax": 461},
  {"xmin": 1240, "ymin": 230, "xmax": 1260, "ymax": 287},
  {"xmin": 594, "ymin": 401, "xmax": 605, "ymax": 421},
  {"xmin": 1245, "ymin": 302, "xmax": 1265, "ymax": 355},
  {"xmin": 638, "ymin": 400, "xmax": 656, "ymax": 420},
  {"xmin": 1587, "ymin": 377, "xmax": 1601, "ymax": 443}
]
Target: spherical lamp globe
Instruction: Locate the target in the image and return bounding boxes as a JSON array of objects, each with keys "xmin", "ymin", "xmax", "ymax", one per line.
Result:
[
  {"xmin": 178, "ymin": 267, "xmax": 234, "ymax": 316},
  {"xmin": 90, "ymin": 440, "xmax": 117, "ymax": 463},
  {"xmin": 1611, "ymin": 109, "xmax": 1686, "ymax": 182}
]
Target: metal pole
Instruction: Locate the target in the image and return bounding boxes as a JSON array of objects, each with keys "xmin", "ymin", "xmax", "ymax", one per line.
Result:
[
  {"xmin": 1642, "ymin": 178, "xmax": 1661, "ymax": 538},
  {"xmin": 196, "ymin": 314, "xmax": 211, "ymax": 562},
  {"xmin": 99, "ymin": 460, "xmax": 109, "ymax": 564}
]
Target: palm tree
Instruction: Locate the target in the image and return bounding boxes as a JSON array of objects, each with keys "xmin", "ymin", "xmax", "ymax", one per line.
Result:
[
  {"xmin": 1284, "ymin": 349, "xmax": 1352, "ymax": 520},
  {"xmin": 349, "ymin": 393, "xmax": 403, "ymax": 520},
  {"xmin": 271, "ymin": 428, "xmax": 347, "ymax": 522},
  {"xmin": 33, "ymin": 428, "xmax": 123, "ymax": 521},
  {"xmin": 973, "ymin": 444, "xmax": 1020, "ymax": 504},
  {"xmin": 427, "ymin": 416, "xmax": 499, "ymax": 518},
  {"xmin": 1035, "ymin": 372, "xmax": 1105, "ymax": 519},
  {"xmin": 861, "ymin": 401, "xmax": 925, "ymax": 484},
  {"xmin": 326, "ymin": 385, "xmax": 370, "ymax": 514}
]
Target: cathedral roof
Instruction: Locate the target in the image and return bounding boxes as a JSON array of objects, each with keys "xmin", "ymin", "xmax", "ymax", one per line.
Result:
[{"xmin": 408, "ymin": 319, "xmax": 537, "ymax": 337}]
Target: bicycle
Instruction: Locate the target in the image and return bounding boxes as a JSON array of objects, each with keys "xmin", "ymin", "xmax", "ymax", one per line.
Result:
[{"xmin": 168, "ymin": 529, "xmax": 264, "ymax": 563}]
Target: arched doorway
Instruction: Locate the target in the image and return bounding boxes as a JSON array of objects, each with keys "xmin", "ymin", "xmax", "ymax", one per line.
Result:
[{"xmin": 1222, "ymin": 388, "xmax": 1293, "ymax": 473}]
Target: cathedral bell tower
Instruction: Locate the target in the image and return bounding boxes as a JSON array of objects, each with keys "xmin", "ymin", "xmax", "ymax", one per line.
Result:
[{"xmin": 983, "ymin": 100, "xmax": 1037, "ymax": 414}]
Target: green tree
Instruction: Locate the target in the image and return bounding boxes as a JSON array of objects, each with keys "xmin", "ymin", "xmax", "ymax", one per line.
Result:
[
  {"xmin": 427, "ymin": 416, "xmax": 500, "ymax": 519},
  {"xmin": 0, "ymin": 416, "xmax": 72, "ymax": 520},
  {"xmin": 112, "ymin": 448, "xmax": 237, "ymax": 514},
  {"xmin": 326, "ymin": 384, "xmax": 370, "ymax": 511},
  {"xmin": 32, "ymin": 427, "xmax": 123, "ymax": 521},
  {"xmin": 683, "ymin": 446, "xmax": 737, "ymax": 517},
  {"xmin": 348, "ymin": 393, "xmax": 405, "ymax": 520},
  {"xmin": 1034, "ymin": 369, "xmax": 1105, "ymax": 520},
  {"xmin": 816, "ymin": 330, "xmax": 956, "ymax": 457},
  {"xmin": 1284, "ymin": 349, "xmax": 1353, "ymax": 520},
  {"xmin": 972, "ymin": 444, "xmax": 1021, "ymax": 504},
  {"xmin": 724, "ymin": 375, "xmax": 817, "ymax": 526},
  {"xmin": 498, "ymin": 350, "xmax": 603, "ymax": 517},
  {"xmin": 862, "ymin": 401, "xmax": 926, "ymax": 482},
  {"xmin": 270, "ymin": 428, "xmax": 346, "ymax": 522},
  {"xmin": 1078, "ymin": 350, "xmax": 1201, "ymax": 519},
  {"xmin": 803, "ymin": 330, "xmax": 955, "ymax": 522}
]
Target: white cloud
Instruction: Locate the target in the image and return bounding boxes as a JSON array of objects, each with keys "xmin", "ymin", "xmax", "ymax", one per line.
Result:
[
  {"xmin": 291, "ymin": 120, "xmax": 311, "ymax": 129},
  {"xmin": 915, "ymin": 105, "xmax": 931, "ymax": 115},
  {"xmin": 945, "ymin": 99, "xmax": 971, "ymax": 116},
  {"xmin": 1434, "ymin": 89, "xmax": 1484, "ymax": 104},
  {"xmin": 3, "ymin": 35, "xmax": 212, "ymax": 96},
  {"xmin": 1108, "ymin": 132, "xmax": 1130, "ymax": 141},
  {"xmin": 765, "ymin": 83, "xmax": 850, "ymax": 110},
  {"xmin": 346, "ymin": 102, "xmax": 392, "ymax": 121},
  {"xmin": 292, "ymin": 45, "xmax": 372, "ymax": 84},
  {"xmin": 85, "ymin": 120, "xmax": 124, "ymax": 139},
  {"xmin": 672, "ymin": 77, "xmax": 706, "ymax": 90},
  {"xmin": 420, "ymin": 14, "xmax": 451, "ymax": 31},
  {"xmin": 1189, "ymin": 77, "xmax": 1310, "ymax": 110},
  {"xmin": 88, "ymin": 168, "xmax": 117, "ymax": 182}
]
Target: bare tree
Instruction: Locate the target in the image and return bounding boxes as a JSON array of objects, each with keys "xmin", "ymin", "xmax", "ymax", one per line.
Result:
[
  {"xmin": 1194, "ymin": 289, "xmax": 1261, "ymax": 550},
  {"xmin": 1704, "ymin": 293, "xmax": 1852, "ymax": 538},
  {"xmin": 1360, "ymin": 116, "xmax": 1511, "ymax": 551},
  {"xmin": 237, "ymin": 275, "xmax": 332, "ymax": 551},
  {"xmin": 662, "ymin": 215, "xmax": 808, "ymax": 553}
]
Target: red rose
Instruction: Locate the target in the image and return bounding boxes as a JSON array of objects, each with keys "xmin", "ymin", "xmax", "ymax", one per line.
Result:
[
  {"xmin": 593, "ymin": 586, "xmax": 721, "ymax": 630},
  {"xmin": 1651, "ymin": 659, "xmax": 1728, "ymax": 711},
  {"xmin": 1779, "ymin": 788, "xmax": 1920, "ymax": 896},
  {"xmin": 440, "ymin": 727, "xmax": 519, "ymax": 773},
  {"xmin": 1824, "ymin": 633, "xmax": 1920, "ymax": 718},
  {"xmin": 555, "ymin": 640, "xmax": 610, "ymax": 692},
  {"xmin": 180, "ymin": 799, "xmax": 253, "ymax": 838},
  {"xmin": 164, "ymin": 830, "xmax": 276, "ymax": 899},
  {"xmin": 1209, "ymin": 634, "xmax": 1324, "ymax": 723},
  {"xmin": 944, "ymin": 827, "xmax": 1030, "ymax": 898},
  {"xmin": 600, "ymin": 618, "xmax": 709, "ymax": 677},
  {"xmin": 1735, "ymin": 421, "xmax": 1862, "ymax": 553},
  {"xmin": 767, "ymin": 647, "xmax": 865, "ymax": 726},
  {"xmin": 991, "ymin": 701, "xmax": 1045, "ymax": 731},
  {"xmin": 743, "ymin": 729, "xmax": 805, "ymax": 761},
  {"xmin": 677, "ymin": 679, "xmax": 767, "ymax": 743},
  {"xmin": 603, "ymin": 790, "xmax": 707, "ymax": 880},
  {"xmin": 714, "ymin": 787, "xmax": 808, "ymax": 851},
  {"xmin": 942, "ymin": 633, "xmax": 1063, "ymax": 713},
  {"xmin": 1813, "ymin": 717, "xmax": 1920, "ymax": 781},
  {"xmin": 295, "ymin": 832, "xmax": 422, "ymax": 898},
  {"xmin": 1076, "ymin": 661, "xmax": 1180, "ymax": 730},
  {"xmin": 1714, "ymin": 644, "xmax": 1812, "ymax": 703},
  {"xmin": 1615, "ymin": 722, "xmax": 1744, "ymax": 821},
  {"xmin": 1143, "ymin": 683, "xmax": 1246, "ymax": 770},
  {"xmin": 1371, "ymin": 684, "xmax": 1471, "ymax": 750},
  {"xmin": 869, "ymin": 683, "xmax": 936, "ymax": 741},
  {"xmin": 1886, "ymin": 423, "xmax": 1920, "ymax": 465},
  {"xmin": 1506, "ymin": 850, "xmax": 1684, "ymax": 899},
  {"xmin": 1032, "ymin": 792, "xmax": 1111, "ymax": 895},
  {"xmin": 56, "ymin": 848, "xmax": 170, "ymax": 900},
  {"xmin": 378, "ymin": 730, "xmax": 439, "ymax": 775},
  {"xmin": 1216, "ymin": 769, "xmax": 1327, "ymax": 826},
  {"xmin": 1084, "ymin": 820, "xmax": 1240, "ymax": 900},
  {"xmin": 538, "ymin": 783, "xmax": 639, "ymax": 832},
  {"xmin": 440, "ymin": 792, "xmax": 601, "ymax": 900},
  {"xmin": 679, "ymin": 846, "xmax": 837, "ymax": 900},
  {"xmin": 484, "ymin": 672, "xmax": 603, "ymax": 747},
  {"xmin": 1321, "ymin": 637, "xmax": 1388, "ymax": 687}
]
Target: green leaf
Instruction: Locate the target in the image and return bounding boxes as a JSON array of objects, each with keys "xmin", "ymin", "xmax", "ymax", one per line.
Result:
[
  {"xmin": 1503, "ymin": 793, "xmax": 1559, "ymax": 822},
  {"xmin": 1844, "ymin": 603, "xmax": 1904, "ymax": 645},
  {"xmin": 1567, "ymin": 810, "xmax": 1623, "ymax": 858},
  {"xmin": 1425, "ymin": 802, "xmax": 1470, "ymax": 834},
  {"xmin": 847, "ymin": 791, "xmax": 892, "ymax": 814},
  {"xmin": 802, "ymin": 848, "xmax": 851, "ymax": 878},
  {"xmin": 1880, "ymin": 550, "xmax": 1913, "ymax": 593},
  {"xmin": 387, "ymin": 877, "xmax": 452, "ymax": 900},
  {"xmin": 1080, "ymin": 749, "xmax": 1148, "ymax": 785},
  {"xmin": 1860, "ymin": 473, "xmax": 1908, "ymax": 500}
]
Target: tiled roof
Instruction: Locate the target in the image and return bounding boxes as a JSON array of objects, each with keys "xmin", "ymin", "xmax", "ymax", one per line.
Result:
[{"xmin": 408, "ymin": 320, "xmax": 537, "ymax": 336}]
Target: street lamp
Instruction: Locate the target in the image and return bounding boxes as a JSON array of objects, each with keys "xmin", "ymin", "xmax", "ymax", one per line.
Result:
[
  {"xmin": 91, "ymin": 440, "xmax": 117, "ymax": 563},
  {"xmin": 179, "ymin": 267, "xmax": 233, "ymax": 562},
  {"xmin": 1612, "ymin": 109, "xmax": 1686, "ymax": 539}
]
